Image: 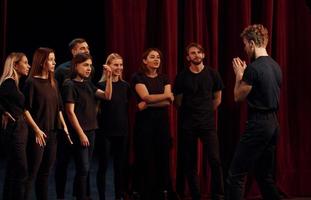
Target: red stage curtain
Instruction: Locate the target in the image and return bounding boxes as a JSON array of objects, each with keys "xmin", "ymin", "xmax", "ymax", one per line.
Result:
[{"xmin": 0, "ymin": 0, "xmax": 8, "ymax": 67}]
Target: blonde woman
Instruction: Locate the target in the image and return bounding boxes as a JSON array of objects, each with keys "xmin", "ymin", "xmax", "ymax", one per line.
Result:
[
  {"xmin": 96, "ymin": 53, "xmax": 131, "ymax": 200},
  {"xmin": 0, "ymin": 52, "xmax": 30, "ymax": 200}
]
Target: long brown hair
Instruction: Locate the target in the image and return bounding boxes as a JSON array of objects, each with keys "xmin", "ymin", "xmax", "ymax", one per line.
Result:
[
  {"xmin": 29, "ymin": 47, "xmax": 56, "ymax": 89},
  {"xmin": 0, "ymin": 52, "xmax": 26, "ymax": 86},
  {"xmin": 139, "ymin": 48, "xmax": 163, "ymax": 74}
]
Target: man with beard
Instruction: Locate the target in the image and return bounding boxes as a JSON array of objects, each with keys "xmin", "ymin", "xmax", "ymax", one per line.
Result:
[
  {"xmin": 55, "ymin": 38, "xmax": 91, "ymax": 89},
  {"xmin": 226, "ymin": 24, "xmax": 281, "ymax": 200},
  {"xmin": 174, "ymin": 43, "xmax": 224, "ymax": 200}
]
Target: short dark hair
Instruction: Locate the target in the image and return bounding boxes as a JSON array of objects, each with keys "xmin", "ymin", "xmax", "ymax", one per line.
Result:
[
  {"xmin": 68, "ymin": 38, "xmax": 87, "ymax": 50},
  {"xmin": 185, "ymin": 42, "xmax": 205, "ymax": 55}
]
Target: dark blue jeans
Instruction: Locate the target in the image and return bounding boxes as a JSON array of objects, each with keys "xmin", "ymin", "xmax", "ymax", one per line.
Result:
[
  {"xmin": 180, "ymin": 128, "xmax": 224, "ymax": 200},
  {"xmin": 226, "ymin": 112, "xmax": 281, "ymax": 200},
  {"xmin": 55, "ymin": 130, "xmax": 91, "ymax": 199},
  {"xmin": 72, "ymin": 130, "xmax": 95, "ymax": 200}
]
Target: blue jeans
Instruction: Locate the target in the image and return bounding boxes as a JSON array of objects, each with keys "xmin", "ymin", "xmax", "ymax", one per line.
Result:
[
  {"xmin": 72, "ymin": 130, "xmax": 95, "ymax": 200},
  {"xmin": 55, "ymin": 130, "xmax": 91, "ymax": 198}
]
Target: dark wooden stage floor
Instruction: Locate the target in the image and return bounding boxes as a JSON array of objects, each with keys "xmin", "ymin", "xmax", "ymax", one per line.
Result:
[{"xmin": 0, "ymin": 158, "xmax": 310, "ymax": 200}]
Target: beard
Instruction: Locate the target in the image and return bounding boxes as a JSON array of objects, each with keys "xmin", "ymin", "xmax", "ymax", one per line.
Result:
[{"xmin": 190, "ymin": 58, "xmax": 203, "ymax": 65}]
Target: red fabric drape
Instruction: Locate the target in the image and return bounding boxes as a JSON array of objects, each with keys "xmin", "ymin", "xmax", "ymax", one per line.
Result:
[
  {"xmin": 1, "ymin": 0, "xmax": 311, "ymax": 198},
  {"xmin": 102, "ymin": 0, "xmax": 179, "ymax": 191},
  {"xmin": 0, "ymin": 0, "xmax": 8, "ymax": 67},
  {"xmin": 277, "ymin": 0, "xmax": 311, "ymax": 196}
]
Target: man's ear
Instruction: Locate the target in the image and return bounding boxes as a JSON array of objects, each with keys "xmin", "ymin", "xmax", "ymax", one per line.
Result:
[
  {"xmin": 202, "ymin": 53, "xmax": 205, "ymax": 59},
  {"xmin": 71, "ymin": 49, "xmax": 76, "ymax": 56},
  {"xmin": 186, "ymin": 55, "xmax": 190, "ymax": 61},
  {"xmin": 249, "ymin": 40, "xmax": 256, "ymax": 48}
]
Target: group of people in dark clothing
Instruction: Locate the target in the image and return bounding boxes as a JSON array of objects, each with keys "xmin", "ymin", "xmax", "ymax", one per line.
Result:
[{"xmin": 0, "ymin": 24, "xmax": 282, "ymax": 200}]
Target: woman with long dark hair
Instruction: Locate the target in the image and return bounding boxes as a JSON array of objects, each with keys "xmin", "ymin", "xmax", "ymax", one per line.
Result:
[
  {"xmin": 131, "ymin": 48, "xmax": 174, "ymax": 200},
  {"xmin": 23, "ymin": 47, "xmax": 69, "ymax": 200}
]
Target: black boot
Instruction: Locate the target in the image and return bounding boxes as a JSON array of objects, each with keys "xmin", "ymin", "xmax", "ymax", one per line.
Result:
[
  {"xmin": 159, "ymin": 190, "xmax": 168, "ymax": 200},
  {"xmin": 131, "ymin": 191, "xmax": 140, "ymax": 200}
]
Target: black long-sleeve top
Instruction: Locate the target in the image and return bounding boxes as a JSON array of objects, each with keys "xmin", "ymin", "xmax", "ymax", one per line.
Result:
[{"xmin": 0, "ymin": 78, "xmax": 25, "ymax": 119}]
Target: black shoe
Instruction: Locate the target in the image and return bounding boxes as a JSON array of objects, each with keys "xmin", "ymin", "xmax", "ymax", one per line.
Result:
[
  {"xmin": 116, "ymin": 193, "xmax": 126, "ymax": 200},
  {"xmin": 159, "ymin": 190, "xmax": 168, "ymax": 200},
  {"xmin": 131, "ymin": 191, "xmax": 140, "ymax": 200},
  {"xmin": 169, "ymin": 191, "xmax": 181, "ymax": 200}
]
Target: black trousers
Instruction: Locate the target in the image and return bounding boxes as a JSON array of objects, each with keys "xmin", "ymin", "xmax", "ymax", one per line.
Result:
[
  {"xmin": 96, "ymin": 134, "xmax": 128, "ymax": 200},
  {"xmin": 55, "ymin": 130, "xmax": 92, "ymax": 199},
  {"xmin": 133, "ymin": 110, "xmax": 171, "ymax": 200},
  {"xmin": 54, "ymin": 130, "xmax": 72, "ymax": 198},
  {"xmin": 25, "ymin": 130, "xmax": 57, "ymax": 200},
  {"xmin": 2, "ymin": 117, "xmax": 28, "ymax": 200},
  {"xmin": 226, "ymin": 112, "xmax": 281, "ymax": 200},
  {"xmin": 180, "ymin": 128, "xmax": 224, "ymax": 200}
]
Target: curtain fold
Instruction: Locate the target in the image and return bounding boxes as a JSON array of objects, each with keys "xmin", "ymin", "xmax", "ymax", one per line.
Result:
[{"xmin": 0, "ymin": 0, "xmax": 8, "ymax": 67}]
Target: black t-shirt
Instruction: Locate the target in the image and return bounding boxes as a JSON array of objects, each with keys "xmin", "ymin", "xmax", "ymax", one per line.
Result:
[
  {"xmin": 55, "ymin": 60, "xmax": 97, "ymax": 90},
  {"xmin": 242, "ymin": 56, "xmax": 282, "ymax": 112},
  {"xmin": 62, "ymin": 79, "xmax": 98, "ymax": 131},
  {"xmin": 131, "ymin": 72, "xmax": 170, "ymax": 102},
  {"xmin": 174, "ymin": 66, "xmax": 224, "ymax": 130},
  {"xmin": 97, "ymin": 80, "xmax": 130, "ymax": 136},
  {"xmin": 23, "ymin": 77, "xmax": 60, "ymax": 132},
  {"xmin": 0, "ymin": 79, "xmax": 25, "ymax": 119},
  {"xmin": 131, "ymin": 72, "xmax": 170, "ymax": 130}
]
